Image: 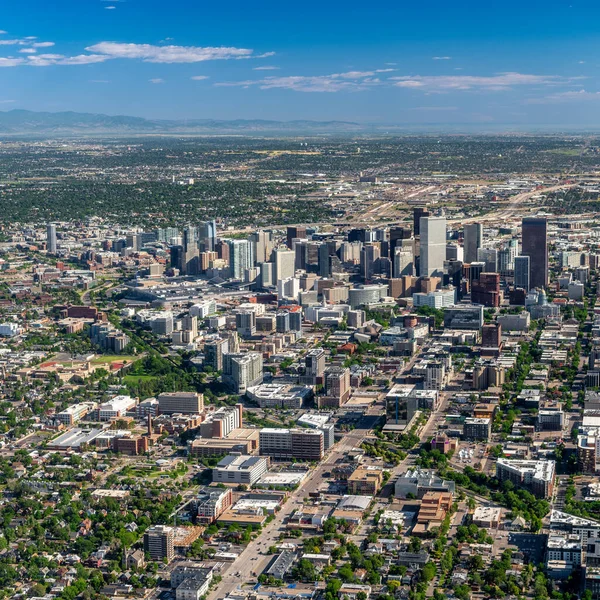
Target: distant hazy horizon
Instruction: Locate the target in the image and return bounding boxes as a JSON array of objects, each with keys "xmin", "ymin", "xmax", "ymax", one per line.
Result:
[{"xmin": 2, "ymin": 0, "xmax": 600, "ymax": 128}]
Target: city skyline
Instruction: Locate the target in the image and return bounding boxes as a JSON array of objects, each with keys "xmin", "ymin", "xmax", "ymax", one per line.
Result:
[{"xmin": 2, "ymin": 0, "xmax": 600, "ymax": 127}]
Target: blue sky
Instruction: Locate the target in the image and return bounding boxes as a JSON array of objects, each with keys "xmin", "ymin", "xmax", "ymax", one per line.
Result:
[{"xmin": 1, "ymin": 0, "xmax": 600, "ymax": 127}]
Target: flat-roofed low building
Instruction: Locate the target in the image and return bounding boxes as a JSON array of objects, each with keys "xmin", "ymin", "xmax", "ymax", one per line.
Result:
[
  {"xmin": 246, "ymin": 384, "xmax": 313, "ymax": 409},
  {"xmin": 347, "ymin": 466, "xmax": 384, "ymax": 495},
  {"xmin": 56, "ymin": 401, "xmax": 97, "ymax": 426},
  {"xmin": 255, "ymin": 471, "xmax": 308, "ymax": 489},
  {"xmin": 171, "ymin": 565, "xmax": 213, "ymax": 589},
  {"xmin": 472, "ymin": 506, "xmax": 502, "ymax": 528},
  {"xmin": 338, "ymin": 584, "xmax": 371, "ymax": 600},
  {"xmin": 48, "ymin": 427, "xmax": 104, "ymax": 450},
  {"xmin": 212, "ymin": 455, "xmax": 269, "ymax": 486},
  {"xmin": 395, "ymin": 468, "xmax": 456, "ymax": 499},
  {"xmin": 97, "ymin": 395, "xmax": 137, "ymax": 421},
  {"xmin": 188, "ymin": 428, "xmax": 259, "ymax": 457}
]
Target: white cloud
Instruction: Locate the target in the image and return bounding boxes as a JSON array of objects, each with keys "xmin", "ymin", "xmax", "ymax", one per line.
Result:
[
  {"xmin": 392, "ymin": 72, "xmax": 565, "ymax": 91},
  {"xmin": 527, "ymin": 89, "xmax": 600, "ymax": 104},
  {"xmin": 105, "ymin": 6, "xmax": 116, "ymax": 9},
  {"xmin": 0, "ymin": 57, "xmax": 25, "ymax": 67},
  {"xmin": 253, "ymin": 65, "xmax": 279, "ymax": 71},
  {"xmin": 432, "ymin": 56, "xmax": 452, "ymax": 60},
  {"xmin": 19, "ymin": 48, "xmax": 36, "ymax": 54},
  {"xmin": 85, "ymin": 41, "xmax": 271, "ymax": 63},
  {"xmin": 191, "ymin": 75, "xmax": 209, "ymax": 80},
  {"xmin": 0, "ymin": 31, "xmax": 6, "ymax": 35},
  {"xmin": 0, "ymin": 38, "xmax": 53, "ymax": 47},
  {"xmin": 0, "ymin": 99, "xmax": 15, "ymax": 103},
  {"xmin": 217, "ymin": 71, "xmax": 383, "ymax": 92},
  {"xmin": 149, "ymin": 78, "xmax": 164, "ymax": 84}
]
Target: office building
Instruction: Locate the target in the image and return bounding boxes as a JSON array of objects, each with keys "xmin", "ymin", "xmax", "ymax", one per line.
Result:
[
  {"xmin": 463, "ymin": 223, "xmax": 482, "ymax": 264},
  {"xmin": 463, "ymin": 417, "xmax": 491, "ymax": 441},
  {"xmin": 247, "ymin": 384, "xmax": 312, "ymax": 409},
  {"xmin": 444, "ymin": 305, "xmax": 484, "ymax": 330},
  {"xmin": 477, "ymin": 248, "xmax": 498, "ymax": 273},
  {"xmin": 47, "ymin": 223, "xmax": 57, "ymax": 254},
  {"xmin": 348, "ymin": 466, "xmax": 384, "ymax": 495},
  {"xmin": 471, "ymin": 272, "xmax": 501, "ymax": 307},
  {"xmin": 56, "ymin": 402, "xmax": 96, "ymax": 426},
  {"xmin": 274, "ymin": 247, "xmax": 296, "ymax": 281},
  {"xmin": 323, "ymin": 366, "xmax": 351, "ymax": 404},
  {"xmin": 394, "ymin": 247, "xmax": 414, "ymax": 277},
  {"xmin": 522, "ymin": 217, "xmax": 548, "ymax": 289},
  {"xmin": 157, "ymin": 392, "xmax": 204, "ymax": 415},
  {"xmin": 222, "ymin": 352, "xmax": 263, "ymax": 393},
  {"xmin": 144, "ymin": 525, "xmax": 175, "ymax": 562},
  {"xmin": 360, "ymin": 244, "xmax": 381, "ymax": 280},
  {"xmin": 212, "ymin": 455, "xmax": 269, "ymax": 485},
  {"xmin": 198, "ymin": 220, "xmax": 217, "ymax": 252},
  {"xmin": 259, "ymin": 428, "xmax": 324, "ymax": 461},
  {"xmin": 420, "ymin": 216, "xmax": 446, "ymax": 278},
  {"xmin": 277, "ymin": 276, "xmax": 300, "ymax": 301},
  {"xmin": 236, "ymin": 311, "xmax": 256, "ymax": 337},
  {"xmin": 395, "ymin": 468, "xmax": 456, "ymax": 498},
  {"xmin": 514, "ymin": 255, "xmax": 530, "ymax": 291},
  {"xmin": 413, "ymin": 287, "xmax": 456, "ymax": 308},
  {"xmin": 296, "ymin": 413, "xmax": 335, "ymax": 450},
  {"xmin": 413, "ymin": 207, "xmax": 430, "ymax": 236},
  {"xmin": 287, "ymin": 226, "xmax": 307, "ymax": 249}
]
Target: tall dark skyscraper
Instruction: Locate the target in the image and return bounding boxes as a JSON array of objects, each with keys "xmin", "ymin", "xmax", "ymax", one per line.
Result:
[
  {"xmin": 413, "ymin": 207, "xmax": 430, "ymax": 236},
  {"xmin": 389, "ymin": 226, "xmax": 411, "ymax": 256},
  {"xmin": 286, "ymin": 226, "xmax": 307, "ymax": 249},
  {"xmin": 521, "ymin": 217, "xmax": 548, "ymax": 289}
]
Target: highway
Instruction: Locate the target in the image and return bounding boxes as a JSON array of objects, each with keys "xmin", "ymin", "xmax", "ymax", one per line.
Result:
[{"xmin": 452, "ymin": 182, "xmax": 579, "ymax": 225}]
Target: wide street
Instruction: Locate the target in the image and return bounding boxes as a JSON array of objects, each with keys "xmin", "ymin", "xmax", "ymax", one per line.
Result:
[{"xmin": 207, "ymin": 414, "xmax": 380, "ymax": 600}]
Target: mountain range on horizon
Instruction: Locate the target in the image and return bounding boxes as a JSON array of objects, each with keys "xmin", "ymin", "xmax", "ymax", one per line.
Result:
[{"xmin": 0, "ymin": 109, "xmax": 367, "ymax": 134}]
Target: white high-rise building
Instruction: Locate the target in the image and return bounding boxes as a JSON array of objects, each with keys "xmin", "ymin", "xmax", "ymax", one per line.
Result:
[
  {"xmin": 394, "ymin": 247, "xmax": 414, "ymax": 277},
  {"xmin": 420, "ymin": 216, "xmax": 446, "ymax": 278},
  {"xmin": 274, "ymin": 247, "xmax": 295, "ymax": 282},
  {"xmin": 277, "ymin": 277, "xmax": 300, "ymax": 301}
]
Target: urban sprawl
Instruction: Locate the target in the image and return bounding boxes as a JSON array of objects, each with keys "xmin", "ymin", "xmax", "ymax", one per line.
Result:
[{"xmin": 2, "ymin": 137, "xmax": 600, "ymax": 600}]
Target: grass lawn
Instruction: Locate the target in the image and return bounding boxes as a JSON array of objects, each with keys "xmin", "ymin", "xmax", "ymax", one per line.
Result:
[
  {"xmin": 91, "ymin": 355, "xmax": 137, "ymax": 364},
  {"xmin": 123, "ymin": 374, "xmax": 158, "ymax": 384}
]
